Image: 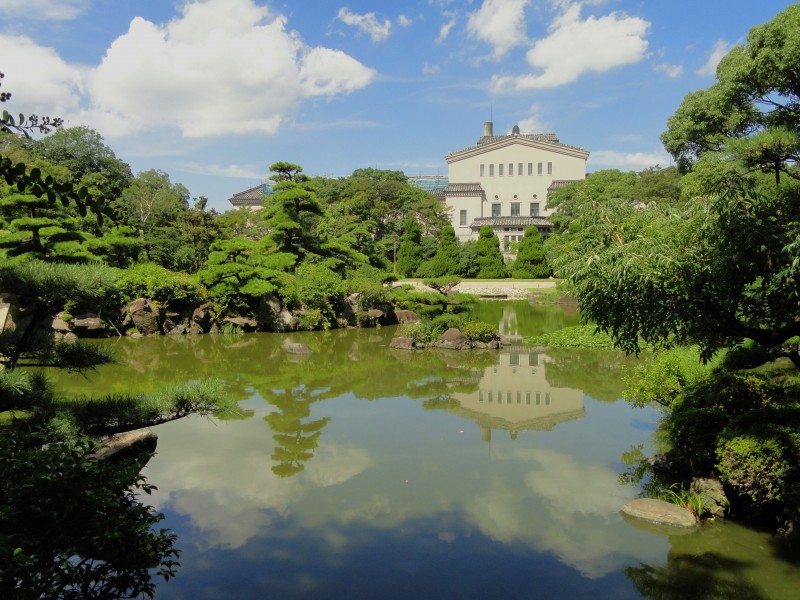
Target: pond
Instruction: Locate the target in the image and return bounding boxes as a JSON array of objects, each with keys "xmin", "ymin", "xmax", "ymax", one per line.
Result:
[{"xmin": 52, "ymin": 301, "xmax": 800, "ymax": 599}]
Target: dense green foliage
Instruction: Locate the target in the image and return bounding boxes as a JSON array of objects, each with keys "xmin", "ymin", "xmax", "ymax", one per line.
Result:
[
  {"xmin": 416, "ymin": 224, "xmax": 460, "ymax": 277},
  {"xmin": 395, "ymin": 216, "xmax": 423, "ymax": 277},
  {"xmin": 0, "ymin": 430, "xmax": 179, "ymax": 599},
  {"xmin": 474, "ymin": 226, "xmax": 507, "ymax": 278},
  {"xmin": 511, "ymin": 226, "xmax": 549, "ymax": 278}
]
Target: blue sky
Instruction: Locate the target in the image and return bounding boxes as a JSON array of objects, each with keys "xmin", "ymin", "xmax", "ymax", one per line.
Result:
[{"xmin": 0, "ymin": 0, "xmax": 794, "ymax": 211}]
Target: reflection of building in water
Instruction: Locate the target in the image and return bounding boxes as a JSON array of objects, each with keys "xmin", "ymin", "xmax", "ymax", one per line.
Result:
[
  {"xmin": 499, "ymin": 304, "xmax": 522, "ymax": 343},
  {"xmin": 451, "ymin": 347, "xmax": 584, "ymax": 441}
]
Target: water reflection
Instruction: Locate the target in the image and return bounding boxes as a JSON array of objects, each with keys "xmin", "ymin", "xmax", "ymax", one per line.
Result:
[
  {"xmin": 45, "ymin": 302, "xmax": 800, "ymax": 598},
  {"xmin": 450, "ymin": 346, "xmax": 584, "ymax": 441}
]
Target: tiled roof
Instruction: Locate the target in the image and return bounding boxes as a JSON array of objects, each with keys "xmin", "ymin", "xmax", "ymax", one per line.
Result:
[
  {"xmin": 547, "ymin": 179, "xmax": 583, "ymax": 192},
  {"xmin": 446, "ymin": 132, "xmax": 587, "ymax": 159},
  {"xmin": 443, "ymin": 183, "xmax": 484, "ymax": 195},
  {"xmin": 229, "ymin": 184, "xmax": 265, "ymax": 206},
  {"xmin": 470, "ymin": 216, "xmax": 552, "ymax": 229}
]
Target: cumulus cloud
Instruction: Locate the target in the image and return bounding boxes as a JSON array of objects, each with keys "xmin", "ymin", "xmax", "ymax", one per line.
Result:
[
  {"xmin": 491, "ymin": 1, "xmax": 649, "ymax": 92},
  {"xmin": 2, "ymin": 0, "xmax": 375, "ymax": 139},
  {"xmin": 0, "ymin": 0, "xmax": 88, "ymax": 20},
  {"xmin": 517, "ymin": 104, "xmax": 548, "ymax": 133},
  {"xmin": 337, "ymin": 7, "xmax": 392, "ymax": 42},
  {"xmin": 397, "ymin": 15, "xmax": 412, "ymax": 27},
  {"xmin": 654, "ymin": 63, "xmax": 683, "ymax": 78},
  {"xmin": 695, "ymin": 39, "xmax": 731, "ymax": 77},
  {"xmin": 0, "ymin": 35, "xmax": 85, "ymax": 116},
  {"xmin": 467, "ymin": 0, "xmax": 531, "ymax": 59},
  {"xmin": 588, "ymin": 149, "xmax": 671, "ymax": 171}
]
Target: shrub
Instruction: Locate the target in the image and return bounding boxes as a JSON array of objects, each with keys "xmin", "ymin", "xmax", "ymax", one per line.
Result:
[
  {"xmin": 399, "ymin": 321, "xmax": 446, "ymax": 346},
  {"xmin": 623, "ymin": 347, "xmax": 709, "ymax": 409},
  {"xmin": 115, "ymin": 262, "xmax": 200, "ymax": 305},
  {"xmin": 294, "ymin": 263, "xmax": 345, "ymax": 327},
  {"xmin": 460, "ymin": 321, "xmax": 498, "ymax": 343},
  {"xmin": 717, "ymin": 408, "xmax": 800, "ymax": 511}
]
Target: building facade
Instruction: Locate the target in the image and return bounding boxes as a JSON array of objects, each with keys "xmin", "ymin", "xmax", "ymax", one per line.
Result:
[{"xmin": 440, "ymin": 122, "xmax": 589, "ymax": 244}]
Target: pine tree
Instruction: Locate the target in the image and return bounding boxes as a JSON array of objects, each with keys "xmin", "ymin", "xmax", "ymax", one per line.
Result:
[
  {"xmin": 475, "ymin": 226, "xmax": 507, "ymax": 278},
  {"xmin": 511, "ymin": 226, "xmax": 550, "ymax": 278},
  {"xmin": 395, "ymin": 216, "xmax": 422, "ymax": 276}
]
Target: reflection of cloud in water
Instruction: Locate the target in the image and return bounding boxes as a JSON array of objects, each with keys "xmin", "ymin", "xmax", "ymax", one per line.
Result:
[
  {"xmin": 145, "ymin": 415, "xmax": 373, "ymax": 550},
  {"xmin": 462, "ymin": 448, "xmax": 666, "ymax": 579}
]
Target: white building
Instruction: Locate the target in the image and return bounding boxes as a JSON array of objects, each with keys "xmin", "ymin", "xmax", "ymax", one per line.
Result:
[{"xmin": 439, "ymin": 122, "xmax": 589, "ymax": 244}]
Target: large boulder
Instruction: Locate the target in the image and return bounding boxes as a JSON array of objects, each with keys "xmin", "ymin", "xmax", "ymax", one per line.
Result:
[
  {"xmin": 223, "ymin": 316, "xmax": 259, "ymax": 332},
  {"xmin": 435, "ymin": 327, "xmax": 471, "ymax": 350},
  {"xmin": 126, "ymin": 298, "xmax": 161, "ymax": 335},
  {"xmin": 389, "ymin": 337, "xmax": 415, "ymax": 350},
  {"xmin": 257, "ymin": 295, "xmax": 283, "ymax": 328},
  {"xmin": 272, "ymin": 309, "xmax": 300, "ymax": 332},
  {"xmin": 93, "ymin": 430, "xmax": 158, "ymax": 464},
  {"xmin": 71, "ymin": 313, "xmax": 106, "ymax": 337},
  {"xmin": 191, "ymin": 303, "xmax": 215, "ymax": 332},
  {"xmin": 395, "ymin": 309, "xmax": 420, "ymax": 324},
  {"xmin": 620, "ymin": 498, "xmax": 698, "ymax": 528}
]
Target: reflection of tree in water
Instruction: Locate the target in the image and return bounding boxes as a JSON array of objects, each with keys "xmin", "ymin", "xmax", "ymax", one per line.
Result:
[
  {"xmin": 626, "ymin": 553, "xmax": 766, "ymax": 600},
  {"xmin": 263, "ymin": 387, "xmax": 330, "ymax": 478},
  {"xmin": 543, "ymin": 348, "xmax": 637, "ymax": 402}
]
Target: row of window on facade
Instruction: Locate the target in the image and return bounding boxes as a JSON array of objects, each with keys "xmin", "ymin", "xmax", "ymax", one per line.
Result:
[
  {"xmin": 481, "ymin": 162, "xmax": 552, "ymax": 177},
  {"xmin": 478, "ymin": 390, "xmax": 551, "ymax": 405}
]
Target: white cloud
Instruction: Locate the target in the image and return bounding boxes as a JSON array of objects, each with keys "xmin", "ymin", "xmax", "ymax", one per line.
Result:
[
  {"xmin": 588, "ymin": 149, "xmax": 671, "ymax": 171},
  {"xmin": 0, "ymin": 0, "xmax": 88, "ymax": 20},
  {"xmin": 467, "ymin": 0, "xmax": 531, "ymax": 59},
  {"xmin": 397, "ymin": 15, "xmax": 412, "ymax": 27},
  {"xmin": 2, "ymin": 0, "xmax": 375, "ymax": 139},
  {"xmin": 491, "ymin": 1, "xmax": 649, "ymax": 92},
  {"xmin": 422, "ymin": 62, "xmax": 441, "ymax": 75},
  {"xmin": 654, "ymin": 63, "xmax": 683, "ymax": 78},
  {"xmin": 437, "ymin": 13, "xmax": 458, "ymax": 43},
  {"xmin": 337, "ymin": 8, "xmax": 392, "ymax": 42},
  {"xmin": 517, "ymin": 104, "xmax": 548, "ymax": 133},
  {"xmin": 178, "ymin": 162, "xmax": 264, "ymax": 179},
  {"xmin": 0, "ymin": 35, "xmax": 85, "ymax": 117},
  {"xmin": 695, "ymin": 39, "xmax": 731, "ymax": 77}
]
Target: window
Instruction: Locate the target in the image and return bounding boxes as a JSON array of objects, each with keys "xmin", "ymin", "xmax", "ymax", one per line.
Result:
[
  {"xmin": 547, "ymin": 161, "xmax": 553, "ymax": 175},
  {"xmin": 480, "ymin": 164, "xmax": 484, "ymax": 177},
  {"xmin": 460, "ymin": 209, "xmax": 467, "ymax": 226},
  {"xmin": 492, "ymin": 203, "xmax": 501, "ymax": 217},
  {"xmin": 538, "ymin": 162, "xmax": 543, "ymax": 175},
  {"xmin": 489, "ymin": 164, "xmax": 494, "ymax": 176},
  {"xmin": 530, "ymin": 202, "xmax": 540, "ymax": 217},
  {"xmin": 528, "ymin": 162, "xmax": 533, "ymax": 175},
  {"xmin": 508, "ymin": 163, "xmax": 513, "ymax": 176},
  {"xmin": 511, "ymin": 202, "xmax": 520, "ymax": 216},
  {"xmin": 499, "ymin": 164, "xmax": 504, "ymax": 176},
  {"xmin": 518, "ymin": 163, "xmax": 523, "ymax": 176}
]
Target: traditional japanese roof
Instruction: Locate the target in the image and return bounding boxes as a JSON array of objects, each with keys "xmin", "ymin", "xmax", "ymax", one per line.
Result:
[
  {"xmin": 469, "ymin": 216, "xmax": 552, "ymax": 230},
  {"xmin": 547, "ymin": 179, "xmax": 583, "ymax": 192},
  {"xmin": 442, "ymin": 183, "xmax": 484, "ymax": 195},
  {"xmin": 228, "ymin": 184, "xmax": 266, "ymax": 207}
]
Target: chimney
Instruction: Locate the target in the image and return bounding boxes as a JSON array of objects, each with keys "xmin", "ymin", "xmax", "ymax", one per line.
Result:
[{"xmin": 483, "ymin": 121, "xmax": 493, "ymax": 137}]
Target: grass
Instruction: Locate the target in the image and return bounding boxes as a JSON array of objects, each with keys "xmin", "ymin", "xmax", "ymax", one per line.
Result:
[{"xmin": 525, "ymin": 324, "xmax": 617, "ymax": 349}]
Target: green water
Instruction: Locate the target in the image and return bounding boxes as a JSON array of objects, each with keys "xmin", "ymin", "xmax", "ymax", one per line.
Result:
[{"xmin": 51, "ymin": 301, "xmax": 800, "ymax": 599}]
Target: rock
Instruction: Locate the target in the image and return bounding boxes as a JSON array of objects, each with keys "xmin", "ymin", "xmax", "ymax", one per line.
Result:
[
  {"xmin": 192, "ymin": 303, "xmax": 214, "ymax": 331},
  {"xmin": 690, "ymin": 477, "xmax": 729, "ymax": 518},
  {"xmin": 223, "ymin": 316, "xmax": 259, "ymax": 332},
  {"xmin": 49, "ymin": 314, "xmax": 73, "ymax": 333},
  {"xmin": 127, "ymin": 298, "xmax": 161, "ymax": 335},
  {"xmin": 435, "ymin": 327, "xmax": 471, "ymax": 350},
  {"xmin": 395, "ymin": 309, "xmax": 420, "ymax": 324},
  {"xmin": 257, "ymin": 295, "xmax": 282, "ymax": 328},
  {"xmin": 166, "ymin": 324, "xmax": 186, "ymax": 335},
  {"xmin": 389, "ymin": 336, "xmax": 415, "ymax": 350},
  {"xmin": 647, "ymin": 452, "xmax": 673, "ymax": 475},
  {"xmin": 62, "ymin": 331, "xmax": 79, "ymax": 343},
  {"xmin": 473, "ymin": 339, "xmax": 502, "ymax": 349},
  {"xmin": 620, "ymin": 498, "xmax": 698, "ymax": 528},
  {"xmin": 71, "ymin": 314, "xmax": 106, "ymax": 336},
  {"xmin": 284, "ymin": 342, "xmax": 313, "ymax": 355},
  {"xmin": 273, "ymin": 309, "xmax": 300, "ymax": 332},
  {"xmin": 93, "ymin": 430, "xmax": 158, "ymax": 463},
  {"xmin": 186, "ymin": 323, "xmax": 203, "ymax": 335}
]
